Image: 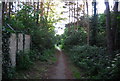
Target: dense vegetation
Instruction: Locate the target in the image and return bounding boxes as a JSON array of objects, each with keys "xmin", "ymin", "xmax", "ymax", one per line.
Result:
[
  {"xmin": 2, "ymin": 0, "xmax": 120, "ymax": 79},
  {"xmin": 2, "ymin": 3, "xmax": 60, "ymax": 79},
  {"xmin": 61, "ymin": 1, "xmax": 120, "ymax": 79},
  {"xmin": 66, "ymin": 45, "xmax": 120, "ymax": 79}
]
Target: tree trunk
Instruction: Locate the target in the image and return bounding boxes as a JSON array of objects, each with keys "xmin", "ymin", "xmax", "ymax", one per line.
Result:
[
  {"xmin": 47, "ymin": 2, "xmax": 50, "ymax": 16},
  {"xmin": 86, "ymin": 0, "xmax": 90, "ymax": 45},
  {"xmin": 91, "ymin": 0, "xmax": 97, "ymax": 46},
  {"xmin": 2, "ymin": 2, "xmax": 5, "ymax": 25},
  {"xmin": 33, "ymin": 2, "xmax": 36, "ymax": 18},
  {"xmin": 74, "ymin": 2, "xmax": 76, "ymax": 30},
  {"xmin": 40, "ymin": 0, "xmax": 44, "ymax": 17},
  {"xmin": 76, "ymin": 0, "xmax": 79, "ymax": 31},
  {"xmin": 36, "ymin": 2, "xmax": 39, "ymax": 24},
  {"xmin": 69, "ymin": 1, "xmax": 70, "ymax": 31},
  {"xmin": 111, "ymin": 1, "xmax": 118, "ymax": 50},
  {"xmin": 72, "ymin": 3, "xmax": 73, "ymax": 25},
  {"xmin": 105, "ymin": 1, "xmax": 113, "ymax": 55},
  {"xmin": 8, "ymin": 2, "xmax": 12, "ymax": 19}
]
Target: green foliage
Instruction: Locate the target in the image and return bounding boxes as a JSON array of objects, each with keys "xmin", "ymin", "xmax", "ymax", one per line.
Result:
[
  {"xmin": 96, "ymin": 14, "xmax": 106, "ymax": 47},
  {"xmin": 5, "ymin": 67, "xmax": 16, "ymax": 79},
  {"xmin": 5, "ymin": 5, "xmax": 36, "ymax": 34},
  {"xmin": 27, "ymin": 50, "xmax": 41, "ymax": 62},
  {"xmin": 32, "ymin": 19, "xmax": 55, "ymax": 51},
  {"xmin": 70, "ymin": 64, "xmax": 81, "ymax": 79},
  {"xmin": 5, "ymin": 4, "xmax": 62, "ymax": 52},
  {"xmin": 89, "ymin": 14, "xmax": 107, "ymax": 47},
  {"xmin": 16, "ymin": 48, "xmax": 55, "ymax": 70},
  {"xmin": 67, "ymin": 45, "xmax": 120, "ymax": 79},
  {"xmin": 2, "ymin": 31, "xmax": 14, "ymax": 79},
  {"xmin": 62, "ymin": 13, "xmax": 120, "ymax": 79},
  {"xmin": 39, "ymin": 49, "xmax": 55, "ymax": 62},
  {"xmin": 16, "ymin": 51, "xmax": 33, "ymax": 70},
  {"xmin": 4, "ymin": 3, "xmax": 58, "ymax": 72},
  {"xmin": 3, "ymin": 2, "xmax": 66, "ymax": 79},
  {"xmin": 62, "ymin": 26, "xmax": 87, "ymax": 49}
]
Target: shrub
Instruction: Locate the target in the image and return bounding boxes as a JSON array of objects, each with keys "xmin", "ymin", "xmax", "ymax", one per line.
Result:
[
  {"xmin": 67, "ymin": 45, "xmax": 120, "ymax": 79},
  {"xmin": 16, "ymin": 51, "xmax": 33, "ymax": 70},
  {"xmin": 62, "ymin": 27, "xmax": 87, "ymax": 49},
  {"xmin": 39, "ymin": 49, "xmax": 55, "ymax": 62},
  {"xmin": 28, "ymin": 50, "xmax": 41, "ymax": 62}
]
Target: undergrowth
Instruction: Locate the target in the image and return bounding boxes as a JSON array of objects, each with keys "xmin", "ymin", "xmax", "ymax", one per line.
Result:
[{"xmin": 66, "ymin": 45, "xmax": 120, "ymax": 79}]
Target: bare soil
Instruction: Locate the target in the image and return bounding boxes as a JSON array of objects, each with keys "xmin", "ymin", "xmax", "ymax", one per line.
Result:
[
  {"xmin": 47, "ymin": 50, "xmax": 73, "ymax": 79},
  {"xmin": 15, "ymin": 50, "xmax": 74, "ymax": 79}
]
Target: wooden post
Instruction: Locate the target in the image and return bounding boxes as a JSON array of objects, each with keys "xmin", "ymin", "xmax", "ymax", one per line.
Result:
[{"xmin": 0, "ymin": 1, "xmax": 2, "ymax": 81}]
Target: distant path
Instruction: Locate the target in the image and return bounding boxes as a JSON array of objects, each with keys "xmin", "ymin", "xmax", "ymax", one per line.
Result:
[{"xmin": 47, "ymin": 50, "xmax": 73, "ymax": 79}]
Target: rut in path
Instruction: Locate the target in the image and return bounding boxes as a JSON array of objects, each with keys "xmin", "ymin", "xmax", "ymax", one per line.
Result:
[{"xmin": 47, "ymin": 50, "xmax": 73, "ymax": 79}]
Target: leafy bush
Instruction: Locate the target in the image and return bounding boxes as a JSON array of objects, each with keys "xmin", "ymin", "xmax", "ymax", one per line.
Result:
[
  {"xmin": 62, "ymin": 27, "xmax": 87, "ymax": 49},
  {"xmin": 16, "ymin": 49, "xmax": 55, "ymax": 70},
  {"xmin": 3, "ymin": 3, "xmax": 62, "ymax": 79},
  {"xmin": 5, "ymin": 5, "xmax": 36, "ymax": 34},
  {"xmin": 67, "ymin": 45, "xmax": 120, "ymax": 79},
  {"xmin": 3, "ymin": 67, "xmax": 16, "ymax": 79},
  {"xmin": 32, "ymin": 28, "xmax": 55, "ymax": 51},
  {"xmin": 39, "ymin": 49, "xmax": 55, "ymax": 62},
  {"xmin": 16, "ymin": 51, "xmax": 33, "ymax": 70},
  {"xmin": 27, "ymin": 50, "xmax": 41, "ymax": 62}
]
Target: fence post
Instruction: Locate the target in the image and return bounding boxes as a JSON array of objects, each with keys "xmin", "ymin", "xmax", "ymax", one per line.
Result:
[
  {"xmin": 16, "ymin": 32, "xmax": 18, "ymax": 67},
  {"xmin": 23, "ymin": 33, "xmax": 25, "ymax": 53},
  {"xmin": 0, "ymin": 1, "xmax": 2, "ymax": 81}
]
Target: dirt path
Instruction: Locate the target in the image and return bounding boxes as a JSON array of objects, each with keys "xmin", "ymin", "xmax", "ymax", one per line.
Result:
[{"xmin": 47, "ymin": 50, "xmax": 73, "ymax": 79}]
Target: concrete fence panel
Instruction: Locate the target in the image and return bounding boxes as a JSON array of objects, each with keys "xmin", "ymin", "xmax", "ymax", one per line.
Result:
[
  {"xmin": 25, "ymin": 35, "xmax": 30, "ymax": 51},
  {"xmin": 18, "ymin": 34, "xmax": 23, "ymax": 52},
  {"xmin": 9, "ymin": 34, "xmax": 16, "ymax": 67},
  {"xmin": 9, "ymin": 33, "xmax": 31, "ymax": 67}
]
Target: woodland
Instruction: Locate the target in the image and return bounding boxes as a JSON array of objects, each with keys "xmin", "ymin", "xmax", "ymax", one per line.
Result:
[{"xmin": 1, "ymin": 0, "xmax": 120, "ymax": 79}]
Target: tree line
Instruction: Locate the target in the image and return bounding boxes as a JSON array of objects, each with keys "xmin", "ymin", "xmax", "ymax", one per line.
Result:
[{"xmin": 64, "ymin": 0, "xmax": 120, "ymax": 56}]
